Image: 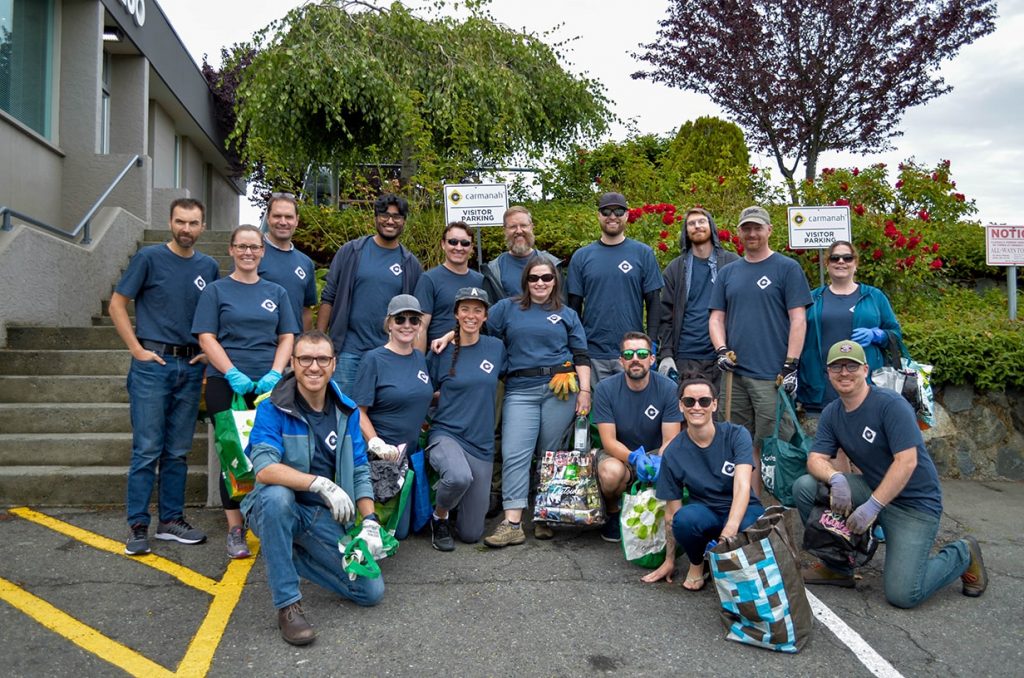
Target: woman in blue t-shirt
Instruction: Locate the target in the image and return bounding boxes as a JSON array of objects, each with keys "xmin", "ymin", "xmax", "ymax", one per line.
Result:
[
  {"xmin": 193, "ymin": 225, "xmax": 298, "ymax": 560},
  {"xmin": 351, "ymin": 294, "xmax": 434, "ymax": 540},
  {"xmin": 644, "ymin": 376, "xmax": 763, "ymax": 591}
]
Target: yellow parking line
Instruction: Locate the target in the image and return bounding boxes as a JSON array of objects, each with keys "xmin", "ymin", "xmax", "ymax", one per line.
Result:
[{"xmin": 0, "ymin": 574, "xmax": 175, "ymax": 677}]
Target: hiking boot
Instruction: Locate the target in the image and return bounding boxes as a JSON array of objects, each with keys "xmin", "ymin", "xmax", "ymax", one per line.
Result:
[
  {"xmin": 961, "ymin": 536, "xmax": 988, "ymax": 598},
  {"xmin": 155, "ymin": 518, "xmax": 207, "ymax": 545},
  {"xmin": 800, "ymin": 562, "xmax": 855, "ymax": 588},
  {"xmin": 534, "ymin": 521, "xmax": 554, "ymax": 540},
  {"xmin": 125, "ymin": 524, "xmax": 150, "ymax": 556},
  {"xmin": 601, "ymin": 513, "xmax": 621, "ymax": 543},
  {"xmin": 483, "ymin": 520, "xmax": 525, "ymax": 548},
  {"xmin": 431, "ymin": 516, "xmax": 456, "ymax": 552},
  {"xmin": 226, "ymin": 526, "xmax": 251, "ymax": 559},
  {"xmin": 277, "ymin": 602, "xmax": 316, "ymax": 646}
]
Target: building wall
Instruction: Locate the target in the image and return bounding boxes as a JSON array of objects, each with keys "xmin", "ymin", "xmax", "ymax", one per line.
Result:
[
  {"xmin": 0, "ymin": 118, "xmax": 65, "ymax": 226},
  {"xmin": 148, "ymin": 100, "xmax": 176, "ymax": 188}
]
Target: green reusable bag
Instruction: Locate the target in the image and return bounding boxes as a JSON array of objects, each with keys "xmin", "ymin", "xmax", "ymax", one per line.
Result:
[
  {"xmin": 212, "ymin": 394, "xmax": 256, "ymax": 500},
  {"xmin": 620, "ymin": 481, "xmax": 667, "ymax": 568},
  {"xmin": 759, "ymin": 387, "xmax": 811, "ymax": 507},
  {"xmin": 373, "ymin": 469, "xmax": 414, "ymax": 536},
  {"xmin": 338, "ymin": 522, "xmax": 400, "ymax": 580}
]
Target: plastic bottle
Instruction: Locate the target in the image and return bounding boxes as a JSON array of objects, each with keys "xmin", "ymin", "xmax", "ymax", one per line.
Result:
[{"xmin": 573, "ymin": 415, "xmax": 589, "ymax": 451}]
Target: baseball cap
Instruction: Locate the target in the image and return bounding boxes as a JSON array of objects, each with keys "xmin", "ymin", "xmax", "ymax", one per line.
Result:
[
  {"xmin": 738, "ymin": 206, "xmax": 771, "ymax": 227},
  {"xmin": 386, "ymin": 294, "xmax": 422, "ymax": 316},
  {"xmin": 598, "ymin": 192, "xmax": 628, "ymax": 210},
  {"xmin": 826, "ymin": 340, "xmax": 867, "ymax": 365},
  {"xmin": 452, "ymin": 286, "xmax": 490, "ymax": 309}
]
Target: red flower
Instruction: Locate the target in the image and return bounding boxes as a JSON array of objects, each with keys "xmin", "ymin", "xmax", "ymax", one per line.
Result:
[
  {"xmin": 930, "ymin": 258, "xmax": 943, "ymax": 270},
  {"xmin": 834, "ymin": 198, "xmax": 850, "ymax": 207},
  {"xmin": 873, "ymin": 248, "xmax": 884, "ymax": 261},
  {"xmin": 731, "ymin": 235, "xmax": 741, "ymax": 245},
  {"xmin": 690, "ymin": 183, "xmax": 697, "ymax": 194},
  {"xmin": 717, "ymin": 176, "xmax": 725, "ymax": 185},
  {"xmin": 657, "ymin": 242, "xmax": 669, "ymax": 252},
  {"xmin": 659, "ymin": 230, "xmax": 669, "ymax": 239},
  {"xmin": 895, "ymin": 180, "xmax": 904, "ymax": 189},
  {"xmin": 661, "ymin": 213, "xmax": 673, "ymax": 226},
  {"xmin": 931, "ymin": 172, "xmax": 941, "ymax": 182},
  {"xmin": 932, "ymin": 242, "xmax": 940, "ymax": 253},
  {"xmin": 595, "ymin": 177, "xmax": 602, "ymax": 185},
  {"xmin": 853, "ymin": 203, "xmax": 865, "ymax": 216},
  {"xmin": 884, "ymin": 220, "xmax": 899, "ymax": 238},
  {"xmin": 750, "ymin": 165, "xmax": 759, "ymax": 175},
  {"xmin": 840, "ymin": 182, "xmax": 849, "ymax": 192},
  {"xmin": 675, "ymin": 215, "xmax": 683, "ymax": 222},
  {"xmin": 736, "ymin": 244, "xmax": 745, "ymax": 255},
  {"xmin": 906, "ymin": 255, "xmax": 917, "ymax": 268},
  {"xmin": 954, "ymin": 193, "xmax": 966, "ymax": 202},
  {"xmin": 627, "ymin": 209, "xmax": 641, "ymax": 224},
  {"xmin": 895, "ymin": 235, "xmax": 907, "ymax": 248},
  {"xmin": 918, "ymin": 210, "xmax": 930, "ymax": 222},
  {"xmin": 852, "ymin": 168, "xmax": 860, "ymax": 176},
  {"xmin": 907, "ymin": 236, "xmax": 922, "ymax": 250},
  {"xmin": 718, "ymin": 229, "xmax": 732, "ymax": 241},
  {"xmin": 643, "ymin": 204, "xmax": 655, "ymax": 214}
]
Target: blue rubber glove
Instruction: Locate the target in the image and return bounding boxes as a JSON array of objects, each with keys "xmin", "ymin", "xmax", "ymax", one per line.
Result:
[
  {"xmin": 851, "ymin": 327, "xmax": 887, "ymax": 347},
  {"xmin": 628, "ymin": 447, "xmax": 655, "ymax": 483},
  {"xmin": 647, "ymin": 454, "xmax": 662, "ymax": 482},
  {"xmin": 255, "ymin": 369, "xmax": 283, "ymax": 394},
  {"xmin": 225, "ymin": 367, "xmax": 255, "ymax": 394},
  {"xmin": 847, "ymin": 496, "xmax": 884, "ymax": 534},
  {"xmin": 828, "ymin": 473, "xmax": 853, "ymax": 515}
]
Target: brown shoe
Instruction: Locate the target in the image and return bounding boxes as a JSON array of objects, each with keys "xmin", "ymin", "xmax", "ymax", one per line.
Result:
[
  {"xmin": 534, "ymin": 521, "xmax": 554, "ymax": 540},
  {"xmin": 483, "ymin": 520, "xmax": 525, "ymax": 548},
  {"xmin": 961, "ymin": 536, "xmax": 988, "ymax": 598},
  {"xmin": 800, "ymin": 562, "xmax": 855, "ymax": 588},
  {"xmin": 278, "ymin": 602, "xmax": 316, "ymax": 646}
]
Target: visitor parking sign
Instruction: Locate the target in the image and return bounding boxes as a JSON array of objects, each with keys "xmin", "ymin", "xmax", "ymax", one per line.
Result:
[
  {"xmin": 787, "ymin": 205, "xmax": 851, "ymax": 249},
  {"xmin": 444, "ymin": 183, "xmax": 508, "ymax": 227}
]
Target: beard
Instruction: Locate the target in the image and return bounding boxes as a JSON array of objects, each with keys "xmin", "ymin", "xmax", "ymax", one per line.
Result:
[{"xmin": 506, "ymin": 232, "xmax": 535, "ymax": 256}]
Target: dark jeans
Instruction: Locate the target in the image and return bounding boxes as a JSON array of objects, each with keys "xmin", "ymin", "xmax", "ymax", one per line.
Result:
[{"xmin": 672, "ymin": 501, "xmax": 764, "ymax": 564}]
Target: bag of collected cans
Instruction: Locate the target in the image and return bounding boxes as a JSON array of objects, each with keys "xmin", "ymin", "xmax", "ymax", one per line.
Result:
[{"xmin": 533, "ymin": 416, "xmax": 606, "ymax": 526}]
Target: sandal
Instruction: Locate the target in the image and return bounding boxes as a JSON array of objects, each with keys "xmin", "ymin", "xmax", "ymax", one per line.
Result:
[{"xmin": 682, "ymin": 569, "xmax": 709, "ymax": 592}]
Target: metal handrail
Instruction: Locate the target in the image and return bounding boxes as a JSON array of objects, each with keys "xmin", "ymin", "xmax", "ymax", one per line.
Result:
[{"xmin": 1, "ymin": 154, "xmax": 142, "ymax": 245}]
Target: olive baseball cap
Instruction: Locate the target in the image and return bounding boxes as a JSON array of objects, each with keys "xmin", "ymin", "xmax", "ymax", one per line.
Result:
[
  {"xmin": 738, "ymin": 206, "xmax": 771, "ymax": 227},
  {"xmin": 826, "ymin": 340, "xmax": 867, "ymax": 365}
]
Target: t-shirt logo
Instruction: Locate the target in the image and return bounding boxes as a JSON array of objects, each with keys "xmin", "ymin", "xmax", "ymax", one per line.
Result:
[
  {"xmin": 862, "ymin": 426, "xmax": 877, "ymax": 443},
  {"xmin": 417, "ymin": 370, "xmax": 429, "ymax": 384},
  {"xmin": 546, "ymin": 314, "xmax": 562, "ymax": 324},
  {"xmin": 756, "ymin": 276, "xmax": 772, "ymax": 290},
  {"xmin": 295, "ymin": 266, "xmax": 307, "ymax": 280},
  {"xmin": 618, "ymin": 260, "xmax": 633, "ymax": 274},
  {"xmin": 849, "ymin": 306, "xmax": 855, "ymax": 313},
  {"xmin": 325, "ymin": 431, "xmax": 338, "ymax": 451},
  {"xmin": 721, "ymin": 461, "xmax": 736, "ymax": 477},
  {"xmin": 479, "ymin": 360, "xmax": 494, "ymax": 374},
  {"xmin": 260, "ymin": 299, "xmax": 278, "ymax": 313},
  {"xmin": 389, "ymin": 263, "xmax": 403, "ymax": 276},
  {"xmin": 194, "ymin": 276, "xmax": 207, "ymax": 291},
  {"xmin": 644, "ymin": 405, "xmax": 660, "ymax": 420}
]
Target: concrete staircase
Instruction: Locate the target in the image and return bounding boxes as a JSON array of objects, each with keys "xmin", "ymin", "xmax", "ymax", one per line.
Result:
[{"xmin": 0, "ymin": 229, "xmax": 233, "ymax": 506}]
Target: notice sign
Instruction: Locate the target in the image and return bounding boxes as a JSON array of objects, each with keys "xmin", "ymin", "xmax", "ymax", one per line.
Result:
[
  {"xmin": 444, "ymin": 183, "xmax": 508, "ymax": 227},
  {"xmin": 986, "ymin": 225, "xmax": 1024, "ymax": 266},
  {"xmin": 787, "ymin": 206, "xmax": 851, "ymax": 249}
]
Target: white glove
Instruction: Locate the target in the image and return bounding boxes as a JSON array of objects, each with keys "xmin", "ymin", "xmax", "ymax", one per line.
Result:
[
  {"xmin": 658, "ymin": 357, "xmax": 677, "ymax": 376},
  {"xmin": 357, "ymin": 518, "xmax": 386, "ymax": 560},
  {"xmin": 368, "ymin": 436, "xmax": 402, "ymax": 462},
  {"xmin": 308, "ymin": 475, "xmax": 354, "ymax": 523}
]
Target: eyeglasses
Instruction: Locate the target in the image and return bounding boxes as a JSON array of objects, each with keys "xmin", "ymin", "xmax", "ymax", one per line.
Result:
[
  {"xmin": 681, "ymin": 396, "xmax": 714, "ymax": 408},
  {"xmin": 294, "ymin": 355, "xmax": 334, "ymax": 368},
  {"xmin": 377, "ymin": 212, "xmax": 406, "ymax": 223},
  {"xmin": 393, "ymin": 314, "xmax": 422, "ymax": 326},
  {"xmin": 620, "ymin": 348, "xmax": 652, "ymax": 360},
  {"xmin": 599, "ymin": 207, "xmax": 627, "ymax": 217},
  {"xmin": 232, "ymin": 243, "xmax": 264, "ymax": 252},
  {"xmin": 270, "ymin": 191, "xmax": 296, "ymax": 200},
  {"xmin": 829, "ymin": 254, "xmax": 856, "ymax": 263},
  {"xmin": 686, "ymin": 217, "xmax": 709, "ymax": 227},
  {"xmin": 446, "ymin": 238, "xmax": 472, "ymax": 248},
  {"xmin": 827, "ymin": 362, "xmax": 863, "ymax": 374},
  {"xmin": 526, "ymin": 273, "xmax": 556, "ymax": 283}
]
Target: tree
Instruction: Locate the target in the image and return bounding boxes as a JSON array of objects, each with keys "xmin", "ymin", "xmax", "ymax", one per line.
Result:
[
  {"xmin": 662, "ymin": 116, "xmax": 749, "ymax": 178},
  {"xmin": 632, "ymin": 0, "xmax": 997, "ymax": 200},
  {"xmin": 229, "ymin": 0, "xmax": 610, "ymax": 196}
]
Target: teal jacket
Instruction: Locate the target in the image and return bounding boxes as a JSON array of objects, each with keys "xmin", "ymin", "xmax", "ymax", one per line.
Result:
[{"xmin": 797, "ymin": 283, "xmax": 902, "ymax": 409}]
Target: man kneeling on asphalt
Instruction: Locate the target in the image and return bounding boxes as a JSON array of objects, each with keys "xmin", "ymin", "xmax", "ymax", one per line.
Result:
[
  {"xmin": 792, "ymin": 340, "xmax": 988, "ymax": 608},
  {"xmin": 241, "ymin": 330, "xmax": 385, "ymax": 645}
]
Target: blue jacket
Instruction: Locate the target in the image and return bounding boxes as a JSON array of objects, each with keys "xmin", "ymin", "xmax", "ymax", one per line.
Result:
[
  {"xmin": 798, "ymin": 283, "xmax": 902, "ymax": 409},
  {"xmin": 239, "ymin": 372, "xmax": 372, "ymax": 526}
]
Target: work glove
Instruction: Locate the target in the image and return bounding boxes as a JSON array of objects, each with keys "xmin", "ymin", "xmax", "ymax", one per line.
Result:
[
  {"xmin": 548, "ymin": 367, "xmax": 579, "ymax": 400},
  {"xmin": 777, "ymin": 358, "xmax": 799, "ymax": 396},
  {"xmin": 658, "ymin": 357, "xmax": 677, "ymax": 377},
  {"xmin": 225, "ymin": 367, "xmax": 255, "ymax": 394},
  {"xmin": 255, "ymin": 369, "xmax": 283, "ymax": 395},
  {"xmin": 628, "ymin": 447, "xmax": 656, "ymax": 483},
  {"xmin": 368, "ymin": 436, "xmax": 402, "ymax": 462},
  {"xmin": 308, "ymin": 475, "xmax": 354, "ymax": 523},
  {"xmin": 715, "ymin": 346, "xmax": 737, "ymax": 372},
  {"xmin": 846, "ymin": 496, "xmax": 884, "ymax": 534},
  {"xmin": 357, "ymin": 518, "xmax": 387, "ymax": 560},
  {"xmin": 851, "ymin": 327, "xmax": 887, "ymax": 347},
  {"xmin": 828, "ymin": 473, "xmax": 853, "ymax": 515}
]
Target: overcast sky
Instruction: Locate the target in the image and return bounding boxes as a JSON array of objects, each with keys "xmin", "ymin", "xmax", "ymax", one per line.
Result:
[{"xmin": 159, "ymin": 0, "xmax": 1023, "ymax": 225}]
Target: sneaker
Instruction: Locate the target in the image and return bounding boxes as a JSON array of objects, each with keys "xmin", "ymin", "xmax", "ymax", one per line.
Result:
[
  {"xmin": 483, "ymin": 520, "xmax": 525, "ymax": 548},
  {"xmin": 961, "ymin": 535, "xmax": 988, "ymax": 598},
  {"xmin": 534, "ymin": 521, "xmax": 554, "ymax": 540},
  {"xmin": 226, "ymin": 526, "xmax": 251, "ymax": 559},
  {"xmin": 277, "ymin": 602, "xmax": 316, "ymax": 646},
  {"xmin": 125, "ymin": 524, "xmax": 150, "ymax": 556},
  {"xmin": 154, "ymin": 518, "xmax": 207, "ymax": 545},
  {"xmin": 800, "ymin": 562, "xmax": 855, "ymax": 588},
  {"xmin": 601, "ymin": 513, "xmax": 621, "ymax": 543},
  {"xmin": 431, "ymin": 516, "xmax": 456, "ymax": 552}
]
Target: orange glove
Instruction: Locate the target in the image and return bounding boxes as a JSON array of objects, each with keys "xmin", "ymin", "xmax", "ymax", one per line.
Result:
[{"xmin": 548, "ymin": 365, "xmax": 579, "ymax": 400}]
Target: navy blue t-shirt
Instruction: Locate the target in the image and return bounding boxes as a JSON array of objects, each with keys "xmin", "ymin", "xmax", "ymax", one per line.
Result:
[
  {"xmin": 819, "ymin": 288, "xmax": 857, "ymax": 405},
  {"xmin": 496, "ymin": 252, "xmax": 534, "ymax": 298},
  {"xmin": 486, "ymin": 298, "xmax": 587, "ymax": 391},
  {"xmin": 567, "ymin": 238, "xmax": 664, "ymax": 359},
  {"xmin": 342, "ymin": 241, "xmax": 406, "ymax": 354},
  {"xmin": 191, "ymin": 277, "xmax": 299, "ymax": 379},
  {"xmin": 294, "ymin": 397, "xmax": 338, "ymax": 507},
  {"xmin": 677, "ymin": 255, "xmax": 716, "ymax": 360},
  {"xmin": 258, "ymin": 239, "xmax": 317, "ymax": 331},
  {"xmin": 709, "ymin": 253, "xmax": 812, "ymax": 380},
  {"xmin": 115, "ymin": 244, "xmax": 219, "ymax": 346},
  {"xmin": 428, "ymin": 335, "xmax": 506, "ymax": 460},
  {"xmin": 414, "ymin": 265, "xmax": 485, "ymax": 341},
  {"xmin": 593, "ymin": 372, "xmax": 683, "ymax": 451},
  {"xmin": 814, "ymin": 386, "xmax": 942, "ymax": 517},
  {"xmin": 351, "ymin": 346, "xmax": 434, "ymax": 454},
  {"xmin": 656, "ymin": 422, "xmax": 762, "ymax": 515}
]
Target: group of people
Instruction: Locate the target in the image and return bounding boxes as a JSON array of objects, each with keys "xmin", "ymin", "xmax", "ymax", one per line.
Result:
[{"xmin": 113, "ymin": 192, "xmax": 987, "ymax": 647}]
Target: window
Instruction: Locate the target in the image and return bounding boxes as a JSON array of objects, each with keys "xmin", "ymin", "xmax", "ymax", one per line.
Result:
[{"xmin": 0, "ymin": 0, "xmax": 54, "ymax": 137}]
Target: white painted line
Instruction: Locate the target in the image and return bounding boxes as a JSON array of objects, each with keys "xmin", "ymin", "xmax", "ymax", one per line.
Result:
[{"xmin": 806, "ymin": 590, "xmax": 905, "ymax": 678}]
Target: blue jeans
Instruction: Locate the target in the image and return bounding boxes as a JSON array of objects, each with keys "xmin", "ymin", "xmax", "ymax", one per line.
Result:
[
  {"xmin": 247, "ymin": 485, "xmax": 385, "ymax": 610},
  {"xmin": 672, "ymin": 501, "xmax": 764, "ymax": 564},
  {"xmin": 335, "ymin": 352, "xmax": 363, "ymax": 395},
  {"xmin": 500, "ymin": 383, "xmax": 576, "ymax": 511},
  {"xmin": 125, "ymin": 357, "xmax": 203, "ymax": 527},
  {"xmin": 793, "ymin": 473, "xmax": 970, "ymax": 609}
]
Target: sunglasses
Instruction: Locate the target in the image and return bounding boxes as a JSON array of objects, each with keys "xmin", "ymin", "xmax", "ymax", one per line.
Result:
[
  {"xmin": 599, "ymin": 207, "xmax": 627, "ymax": 217},
  {"xmin": 829, "ymin": 254, "xmax": 856, "ymax": 263},
  {"xmin": 620, "ymin": 348, "xmax": 652, "ymax": 360},
  {"xmin": 681, "ymin": 396, "xmax": 714, "ymax": 408},
  {"xmin": 827, "ymin": 362, "xmax": 863, "ymax": 374},
  {"xmin": 270, "ymin": 191, "xmax": 296, "ymax": 200},
  {"xmin": 294, "ymin": 355, "xmax": 334, "ymax": 368},
  {"xmin": 527, "ymin": 273, "xmax": 556, "ymax": 283},
  {"xmin": 446, "ymin": 238, "xmax": 472, "ymax": 248},
  {"xmin": 393, "ymin": 314, "xmax": 422, "ymax": 326}
]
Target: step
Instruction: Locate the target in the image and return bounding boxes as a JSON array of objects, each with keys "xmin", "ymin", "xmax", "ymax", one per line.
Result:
[
  {"xmin": 0, "ymin": 431, "xmax": 207, "ymax": 465},
  {"xmin": 0, "ymin": 402, "xmax": 132, "ymax": 433},
  {"xmin": 0, "ymin": 465, "xmax": 208, "ymax": 507},
  {"xmin": 6, "ymin": 326, "xmax": 124, "ymax": 350},
  {"xmin": 0, "ymin": 349, "xmax": 130, "ymax": 375},
  {"xmin": 0, "ymin": 375, "xmax": 128, "ymax": 403}
]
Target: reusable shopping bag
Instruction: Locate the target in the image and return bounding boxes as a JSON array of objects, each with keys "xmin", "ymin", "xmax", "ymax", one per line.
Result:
[
  {"xmin": 373, "ymin": 467, "xmax": 414, "ymax": 536},
  {"xmin": 708, "ymin": 506, "xmax": 813, "ymax": 653},
  {"xmin": 409, "ymin": 448, "xmax": 433, "ymax": 534},
  {"xmin": 759, "ymin": 387, "xmax": 811, "ymax": 507},
  {"xmin": 533, "ymin": 417, "xmax": 605, "ymax": 526},
  {"xmin": 872, "ymin": 333, "xmax": 935, "ymax": 428},
  {"xmin": 802, "ymin": 483, "xmax": 878, "ymax": 569},
  {"xmin": 338, "ymin": 522, "xmax": 400, "ymax": 580},
  {"xmin": 619, "ymin": 482, "xmax": 666, "ymax": 568},
  {"xmin": 213, "ymin": 394, "xmax": 256, "ymax": 500}
]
